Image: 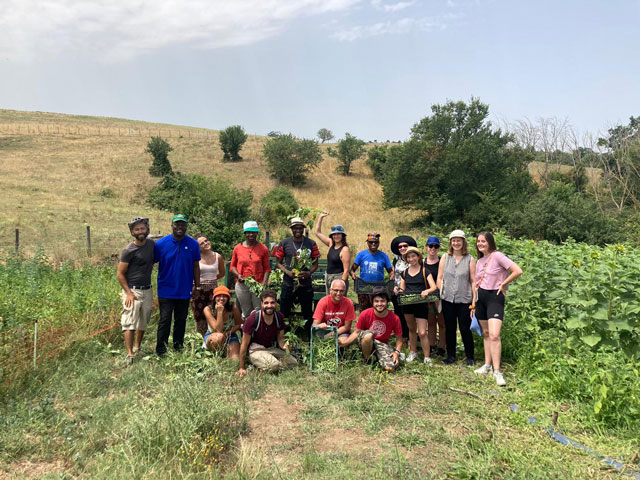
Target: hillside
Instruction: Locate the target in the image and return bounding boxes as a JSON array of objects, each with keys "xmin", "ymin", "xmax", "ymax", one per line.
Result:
[{"xmin": 0, "ymin": 110, "xmax": 418, "ymax": 261}]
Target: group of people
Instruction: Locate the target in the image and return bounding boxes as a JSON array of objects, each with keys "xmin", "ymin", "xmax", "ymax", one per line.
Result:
[{"xmin": 116, "ymin": 212, "xmax": 522, "ymax": 386}]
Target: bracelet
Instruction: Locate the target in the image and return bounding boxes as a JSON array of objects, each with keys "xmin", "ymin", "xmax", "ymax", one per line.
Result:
[{"xmin": 394, "ymin": 349, "xmax": 400, "ymax": 354}]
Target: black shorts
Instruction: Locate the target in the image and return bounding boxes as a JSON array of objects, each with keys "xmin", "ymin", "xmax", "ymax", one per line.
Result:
[
  {"xmin": 401, "ymin": 302, "xmax": 429, "ymax": 319},
  {"xmin": 475, "ymin": 288, "xmax": 505, "ymax": 321}
]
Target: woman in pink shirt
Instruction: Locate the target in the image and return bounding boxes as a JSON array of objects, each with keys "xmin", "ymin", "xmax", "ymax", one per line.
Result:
[{"xmin": 472, "ymin": 232, "xmax": 522, "ymax": 386}]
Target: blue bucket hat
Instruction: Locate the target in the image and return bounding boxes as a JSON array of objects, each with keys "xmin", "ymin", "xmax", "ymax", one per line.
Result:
[{"xmin": 329, "ymin": 225, "xmax": 346, "ymax": 237}]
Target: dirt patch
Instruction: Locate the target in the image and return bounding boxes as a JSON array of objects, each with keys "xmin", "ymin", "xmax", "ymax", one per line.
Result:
[{"xmin": 1, "ymin": 459, "xmax": 70, "ymax": 479}]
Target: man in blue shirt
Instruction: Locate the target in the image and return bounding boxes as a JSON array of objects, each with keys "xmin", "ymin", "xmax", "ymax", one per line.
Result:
[
  {"xmin": 154, "ymin": 214, "xmax": 201, "ymax": 355},
  {"xmin": 350, "ymin": 232, "xmax": 394, "ymax": 311}
]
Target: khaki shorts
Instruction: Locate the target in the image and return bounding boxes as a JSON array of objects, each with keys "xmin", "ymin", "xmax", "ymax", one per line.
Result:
[{"xmin": 120, "ymin": 288, "xmax": 153, "ymax": 331}]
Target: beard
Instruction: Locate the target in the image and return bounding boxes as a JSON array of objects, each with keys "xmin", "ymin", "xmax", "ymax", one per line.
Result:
[
  {"xmin": 133, "ymin": 231, "xmax": 149, "ymax": 242},
  {"xmin": 263, "ymin": 306, "xmax": 276, "ymax": 315}
]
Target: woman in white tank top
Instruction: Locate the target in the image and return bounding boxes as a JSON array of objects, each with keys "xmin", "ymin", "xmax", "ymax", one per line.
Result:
[{"xmin": 191, "ymin": 235, "xmax": 225, "ymax": 336}]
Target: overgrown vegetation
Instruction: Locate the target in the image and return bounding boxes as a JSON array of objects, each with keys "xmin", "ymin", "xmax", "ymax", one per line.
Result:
[
  {"xmin": 262, "ymin": 134, "xmax": 322, "ymax": 186},
  {"xmin": 148, "ymin": 172, "xmax": 252, "ymax": 256},
  {"xmin": 146, "ymin": 136, "xmax": 174, "ymax": 177},
  {"xmin": 219, "ymin": 124, "xmax": 248, "ymax": 162},
  {"xmin": 258, "ymin": 186, "xmax": 299, "ymax": 229}
]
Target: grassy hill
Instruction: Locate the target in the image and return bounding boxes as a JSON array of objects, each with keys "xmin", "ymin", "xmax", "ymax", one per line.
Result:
[{"xmin": 0, "ymin": 110, "xmax": 418, "ymax": 262}]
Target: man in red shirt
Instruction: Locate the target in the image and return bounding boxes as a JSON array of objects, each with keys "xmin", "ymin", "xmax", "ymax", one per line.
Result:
[
  {"xmin": 342, "ymin": 287, "xmax": 403, "ymax": 371},
  {"xmin": 236, "ymin": 290, "xmax": 297, "ymax": 375},
  {"xmin": 312, "ymin": 279, "xmax": 355, "ymax": 342}
]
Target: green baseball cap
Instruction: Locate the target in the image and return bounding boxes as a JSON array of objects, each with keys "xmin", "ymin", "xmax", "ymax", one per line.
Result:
[{"xmin": 172, "ymin": 214, "xmax": 188, "ymax": 223}]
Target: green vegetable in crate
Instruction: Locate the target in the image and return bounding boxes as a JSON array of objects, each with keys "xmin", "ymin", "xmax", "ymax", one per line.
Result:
[
  {"xmin": 312, "ymin": 339, "xmax": 337, "ymax": 373},
  {"xmin": 398, "ymin": 293, "xmax": 439, "ymax": 305}
]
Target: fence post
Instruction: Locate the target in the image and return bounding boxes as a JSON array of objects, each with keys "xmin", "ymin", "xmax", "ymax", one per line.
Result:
[
  {"xmin": 86, "ymin": 225, "xmax": 92, "ymax": 257},
  {"xmin": 15, "ymin": 228, "xmax": 19, "ymax": 253},
  {"xmin": 265, "ymin": 229, "xmax": 270, "ymax": 248}
]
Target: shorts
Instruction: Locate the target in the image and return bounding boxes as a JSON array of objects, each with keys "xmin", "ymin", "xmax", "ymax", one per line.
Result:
[
  {"xmin": 475, "ymin": 288, "xmax": 505, "ymax": 321},
  {"xmin": 120, "ymin": 288, "xmax": 153, "ymax": 331},
  {"xmin": 203, "ymin": 331, "xmax": 240, "ymax": 348},
  {"xmin": 356, "ymin": 330, "xmax": 398, "ymax": 371},
  {"xmin": 401, "ymin": 302, "xmax": 429, "ymax": 318}
]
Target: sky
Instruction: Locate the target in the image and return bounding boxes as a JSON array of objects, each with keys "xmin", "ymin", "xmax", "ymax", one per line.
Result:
[{"xmin": 1, "ymin": 0, "xmax": 639, "ymax": 141}]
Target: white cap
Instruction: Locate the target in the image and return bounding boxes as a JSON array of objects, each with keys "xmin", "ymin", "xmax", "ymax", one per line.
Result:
[
  {"xmin": 448, "ymin": 229, "xmax": 466, "ymax": 240},
  {"xmin": 243, "ymin": 221, "xmax": 259, "ymax": 232}
]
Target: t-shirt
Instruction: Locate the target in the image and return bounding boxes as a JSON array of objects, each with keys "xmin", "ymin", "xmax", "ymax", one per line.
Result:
[
  {"xmin": 241, "ymin": 310, "xmax": 285, "ymax": 348},
  {"xmin": 154, "ymin": 234, "xmax": 201, "ymax": 299},
  {"xmin": 354, "ymin": 250, "xmax": 392, "ymax": 282},
  {"xmin": 312, "ymin": 296, "xmax": 356, "ymax": 330},
  {"xmin": 356, "ymin": 308, "xmax": 402, "ymax": 344},
  {"xmin": 275, "ymin": 237, "xmax": 320, "ymax": 287},
  {"xmin": 475, "ymin": 251, "xmax": 515, "ymax": 291},
  {"xmin": 230, "ymin": 242, "xmax": 271, "ymax": 283},
  {"xmin": 120, "ymin": 240, "xmax": 155, "ymax": 286}
]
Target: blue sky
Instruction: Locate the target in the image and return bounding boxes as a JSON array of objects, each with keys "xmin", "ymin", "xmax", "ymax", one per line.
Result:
[{"xmin": 1, "ymin": 0, "xmax": 638, "ymax": 141}]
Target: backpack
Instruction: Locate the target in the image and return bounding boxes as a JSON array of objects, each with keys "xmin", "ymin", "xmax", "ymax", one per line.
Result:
[{"xmin": 249, "ymin": 308, "xmax": 283, "ymax": 341}]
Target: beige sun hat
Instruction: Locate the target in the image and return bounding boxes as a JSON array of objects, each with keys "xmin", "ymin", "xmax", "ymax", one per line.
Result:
[{"xmin": 448, "ymin": 229, "xmax": 466, "ymax": 240}]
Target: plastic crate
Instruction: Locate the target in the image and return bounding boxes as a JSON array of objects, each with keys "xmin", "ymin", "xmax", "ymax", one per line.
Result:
[
  {"xmin": 397, "ymin": 293, "xmax": 439, "ymax": 305},
  {"xmin": 353, "ymin": 278, "xmax": 394, "ymax": 295}
]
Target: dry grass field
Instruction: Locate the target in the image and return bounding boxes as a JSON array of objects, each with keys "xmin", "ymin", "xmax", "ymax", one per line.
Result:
[{"xmin": 0, "ymin": 110, "xmax": 420, "ymax": 261}]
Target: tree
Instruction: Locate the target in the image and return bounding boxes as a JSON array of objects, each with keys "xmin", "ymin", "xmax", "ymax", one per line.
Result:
[
  {"xmin": 375, "ymin": 98, "xmax": 535, "ymax": 228},
  {"xmin": 259, "ymin": 186, "xmax": 299, "ymax": 229},
  {"xmin": 146, "ymin": 136, "xmax": 173, "ymax": 177},
  {"xmin": 219, "ymin": 125, "xmax": 248, "ymax": 162},
  {"xmin": 317, "ymin": 128, "xmax": 334, "ymax": 143},
  {"xmin": 327, "ymin": 133, "xmax": 366, "ymax": 175},
  {"xmin": 262, "ymin": 134, "xmax": 322, "ymax": 187}
]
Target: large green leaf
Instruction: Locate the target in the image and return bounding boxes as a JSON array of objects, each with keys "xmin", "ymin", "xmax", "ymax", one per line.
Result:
[
  {"xmin": 582, "ymin": 333, "xmax": 601, "ymax": 347},
  {"xmin": 566, "ymin": 316, "xmax": 587, "ymax": 329}
]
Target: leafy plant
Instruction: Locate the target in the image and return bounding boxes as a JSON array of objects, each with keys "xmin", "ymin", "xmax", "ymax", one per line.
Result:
[
  {"xmin": 327, "ymin": 132, "xmax": 366, "ymax": 175},
  {"xmin": 219, "ymin": 125, "xmax": 248, "ymax": 162},
  {"xmin": 317, "ymin": 128, "xmax": 334, "ymax": 143},
  {"xmin": 146, "ymin": 136, "xmax": 173, "ymax": 177},
  {"xmin": 262, "ymin": 134, "xmax": 322, "ymax": 186},
  {"xmin": 258, "ymin": 186, "xmax": 299, "ymax": 229}
]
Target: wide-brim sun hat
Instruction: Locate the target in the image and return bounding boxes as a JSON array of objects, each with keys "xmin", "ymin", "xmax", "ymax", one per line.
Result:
[
  {"xmin": 213, "ymin": 286, "xmax": 231, "ymax": 298},
  {"xmin": 243, "ymin": 220, "xmax": 259, "ymax": 232},
  {"xmin": 449, "ymin": 229, "xmax": 466, "ymax": 240},
  {"xmin": 329, "ymin": 225, "xmax": 346, "ymax": 237},
  {"xmin": 390, "ymin": 235, "xmax": 417, "ymax": 255},
  {"xmin": 402, "ymin": 246, "xmax": 422, "ymax": 261},
  {"xmin": 289, "ymin": 216, "xmax": 305, "ymax": 228}
]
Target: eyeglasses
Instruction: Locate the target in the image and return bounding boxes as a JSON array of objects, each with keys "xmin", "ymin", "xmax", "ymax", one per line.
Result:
[
  {"xmin": 427, "ymin": 244, "xmax": 440, "ymax": 249},
  {"xmin": 330, "ymin": 288, "xmax": 346, "ymax": 293}
]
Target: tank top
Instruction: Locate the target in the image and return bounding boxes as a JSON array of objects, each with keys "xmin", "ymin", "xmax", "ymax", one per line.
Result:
[
  {"xmin": 440, "ymin": 254, "xmax": 472, "ymax": 304},
  {"xmin": 326, "ymin": 245, "xmax": 345, "ymax": 274},
  {"xmin": 200, "ymin": 255, "xmax": 219, "ymax": 282},
  {"xmin": 401, "ymin": 261, "xmax": 429, "ymax": 294}
]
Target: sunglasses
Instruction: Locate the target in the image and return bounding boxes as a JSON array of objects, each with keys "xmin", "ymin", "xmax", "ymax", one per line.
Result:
[
  {"xmin": 398, "ymin": 244, "xmax": 409, "ymax": 249},
  {"xmin": 427, "ymin": 244, "xmax": 440, "ymax": 249},
  {"xmin": 367, "ymin": 241, "xmax": 379, "ymax": 244}
]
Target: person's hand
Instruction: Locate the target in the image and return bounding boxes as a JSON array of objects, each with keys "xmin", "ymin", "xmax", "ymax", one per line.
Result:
[
  {"xmin": 337, "ymin": 336, "xmax": 348, "ymax": 347},
  {"xmin": 298, "ymin": 271, "xmax": 311, "ymax": 280},
  {"xmin": 391, "ymin": 351, "xmax": 399, "ymax": 366},
  {"xmin": 235, "ymin": 368, "xmax": 247, "ymax": 376},
  {"xmin": 124, "ymin": 292, "xmax": 135, "ymax": 308},
  {"xmin": 285, "ymin": 269, "xmax": 296, "ymax": 279},
  {"xmin": 282, "ymin": 342, "xmax": 291, "ymax": 351},
  {"xmin": 317, "ymin": 322, "xmax": 328, "ymax": 329},
  {"xmin": 420, "ymin": 289, "xmax": 430, "ymax": 298},
  {"xmin": 350, "ymin": 271, "xmax": 357, "ymax": 280},
  {"xmin": 497, "ymin": 283, "xmax": 507, "ymax": 296},
  {"xmin": 319, "ymin": 211, "xmax": 329, "ymax": 219},
  {"xmin": 394, "ymin": 286, "xmax": 399, "ymax": 295},
  {"xmin": 237, "ymin": 276, "xmax": 245, "ymax": 283}
]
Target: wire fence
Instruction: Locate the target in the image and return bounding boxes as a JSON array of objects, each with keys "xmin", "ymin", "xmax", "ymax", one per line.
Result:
[{"xmin": 0, "ymin": 123, "xmax": 218, "ymax": 138}]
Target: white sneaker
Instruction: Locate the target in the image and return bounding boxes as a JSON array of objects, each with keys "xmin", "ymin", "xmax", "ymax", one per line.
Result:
[
  {"xmin": 474, "ymin": 364, "xmax": 492, "ymax": 375},
  {"xmin": 398, "ymin": 352, "xmax": 406, "ymax": 362},
  {"xmin": 406, "ymin": 351, "xmax": 418, "ymax": 363},
  {"xmin": 494, "ymin": 370, "xmax": 506, "ymax": 386},
  {"xmin": 423, "ymin": 357, "xmax": 433, "ymax": 366}
]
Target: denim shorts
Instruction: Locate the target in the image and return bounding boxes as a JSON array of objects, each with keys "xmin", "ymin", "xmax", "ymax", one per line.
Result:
[{"xmin": 203, "ymin": 331, "xmax": 240, "ymax": 346}]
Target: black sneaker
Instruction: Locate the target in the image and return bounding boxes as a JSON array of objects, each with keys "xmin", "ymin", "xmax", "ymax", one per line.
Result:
[
  {"xmin": 436, "ymin": 348, "xmax": 446, "ymax": 357},
  {"xmin": 465, "ymin": 358, "xmax": 475, "ymax": 366},
  {"xmin": 443, "ymin": 356, "xmax": 456, "ymax": 365}
]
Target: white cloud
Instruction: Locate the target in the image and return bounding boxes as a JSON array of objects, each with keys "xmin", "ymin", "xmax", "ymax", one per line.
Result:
[
  {"xmin": 370, "ymin": 0, "xmax": 416, "ymax": 13},
  {"xmin": 0, "ymin": 0, "xmax": 361, "ymax": 62},
  {"xmin": 331, "ymin": 15, "xmax": 455, "ymax": 41}
]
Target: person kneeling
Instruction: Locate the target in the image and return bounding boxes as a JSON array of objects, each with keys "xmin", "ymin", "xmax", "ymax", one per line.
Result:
[
  {"xmin": 342, "ymin": 287, "xmax": 403, "ymax": 372},
  {"xmin": 236, "ymin": 289, "xmax": 298, "ymax": 375},
  {"xmin": 203, "ymin": 286, "xmax": 243, "ymax": 360}
]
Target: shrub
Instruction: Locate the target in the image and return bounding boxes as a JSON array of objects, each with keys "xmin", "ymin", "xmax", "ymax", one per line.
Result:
[
  {"xmin": 146, "ymin": 136, "xmax": 173, "ymax": 177},
  {"xmin": 219, "ymin": 125, "xmax": 248, "ymax": 162},
  {"xmin": 259, "ymin": 186, "xmax": 299, "ymax": 229},
  {"xmin": 366, "ymin": 145, "xmax": 389, "ymax": 179},
  {"xmin": 262, "ymin": 134, "xmax": 322, "ymax": 187},
  {"xmin": 148, "ymin": 173, "xmax": 252, "ymax": 256},
  {"xmin": 327, "ymin": 133, "xmax": 366, "ymax": 175},
  {"xmin": 317, "ymin": 128, "xmax": 334, "ymax": 143}
]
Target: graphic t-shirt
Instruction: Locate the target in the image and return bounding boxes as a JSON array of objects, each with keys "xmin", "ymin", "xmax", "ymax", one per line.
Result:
[
  {"xmin": 475, "ymin": 251, "xmax": 515, "ymax": 291},
  {"xmin": 241, "ymin": 310, "xmax": 285, "ymax": 348},
  {"xmin": 356, "ymin": 308, "xmax": 402, "ymax": 344},
  {"xmin": 312, "ymin": 296, "xmax": 356, "ymax": 330},
  {"xmin": 120, "ymin": 240, "xmax": 155, "ymax": 286},
  {"xmin": 354, "ymin": 250, "xmax": 392, "ymax": 282}
]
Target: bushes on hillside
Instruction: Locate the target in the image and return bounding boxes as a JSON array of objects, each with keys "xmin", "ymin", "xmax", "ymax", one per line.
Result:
[
  {"xmin": 262, "ymin": 134, "xmax": 322, "ymax": 186},
  {"xmin": 148, "ymin": 173, "xmax": 251, "ymax": 256},
  {"xmin": 258, "ymin": 186, "xmax": 299, "ymax": 229},
  {"xmin": 146, "ymin": 136, "xmax": 174, "ymax": 177},
  {"xmin": 219, "ymin": 125, "xmax": 248, "ymax": 162},
  {"xmin": 328, "ymin": 133, "xmax": 365, "ymax": 175}
]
